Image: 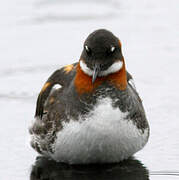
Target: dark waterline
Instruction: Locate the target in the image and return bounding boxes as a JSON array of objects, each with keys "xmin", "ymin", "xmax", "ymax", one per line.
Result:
[
  {"xmin": 30, "ymin": 156, "xmax": 149, "ymax": 180},
  {"xmin": 30, "ymin": 156, "xmax": 179, "ymax": 180}
]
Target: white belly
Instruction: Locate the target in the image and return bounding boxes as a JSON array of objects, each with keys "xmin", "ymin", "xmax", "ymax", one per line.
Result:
[{"xmin": 51, "ymin": 98, "xmax": 149, "ymax": 164}]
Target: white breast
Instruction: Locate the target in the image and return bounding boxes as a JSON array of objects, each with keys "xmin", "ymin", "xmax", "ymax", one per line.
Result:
[{"xmin": 51, "ymin": 98, "xmax": 149, "ymax": 164}]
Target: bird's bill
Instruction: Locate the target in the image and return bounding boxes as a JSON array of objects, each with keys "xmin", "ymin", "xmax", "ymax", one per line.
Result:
[{"xmin": 92, "ymin": 64, "xmax": 100, "ymax": 84}]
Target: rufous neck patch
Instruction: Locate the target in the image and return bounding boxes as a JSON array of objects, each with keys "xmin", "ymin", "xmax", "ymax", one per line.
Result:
[
  {"xmin": 74, "ymin": 60, "xmax": 127, "ymax": 95},
  {"xmin": 108, "ymin": 59, "xmax": 127, "ymax": 90}
]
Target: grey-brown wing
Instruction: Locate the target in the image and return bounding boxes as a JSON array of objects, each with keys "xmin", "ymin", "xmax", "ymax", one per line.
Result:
[
  {"xmin": 35, "ymin": 63, "xmax": 77, "ymax": 118},
  {"xmin": 126, "ymin": 71, "xmax": 142, "ymax": 103}
]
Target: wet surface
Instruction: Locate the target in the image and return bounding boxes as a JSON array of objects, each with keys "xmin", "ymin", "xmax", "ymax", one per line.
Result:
[
  {"xmin": 0, "ymin": 0, "xmax": 179, "ymax": 179},
  {"xmin": 30, "ymin": 157, "xmax": 149, "ymax": 180}
]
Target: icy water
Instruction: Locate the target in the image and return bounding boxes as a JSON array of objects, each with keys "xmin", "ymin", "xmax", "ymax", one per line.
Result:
[{"xmin": 0, "ymin": 0, "xmax": 179, "ymax": 179}]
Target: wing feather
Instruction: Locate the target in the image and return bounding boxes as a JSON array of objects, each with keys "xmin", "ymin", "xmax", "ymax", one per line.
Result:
[{"xmin": 35, "ymin": 63, "xmax": 77, "ymax": 118}]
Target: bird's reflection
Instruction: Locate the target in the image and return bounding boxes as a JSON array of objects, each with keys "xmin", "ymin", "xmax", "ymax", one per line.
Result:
[{"xmin": 30, "ymin": 156, "xmax": 149, "ymax": 180}]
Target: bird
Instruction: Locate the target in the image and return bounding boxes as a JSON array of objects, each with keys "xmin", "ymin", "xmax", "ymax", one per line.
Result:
[{"xmin": 29, "ymin": 29, "xmax": 149, "ymax": 164}]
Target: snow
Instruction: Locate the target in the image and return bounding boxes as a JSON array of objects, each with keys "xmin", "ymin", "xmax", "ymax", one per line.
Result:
[{"xmin": 0, "ymin": 0, "xmax": 179, "ymax": 179}]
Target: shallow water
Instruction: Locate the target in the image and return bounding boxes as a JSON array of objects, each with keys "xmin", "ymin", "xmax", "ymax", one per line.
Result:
[{"xmin": 0, "ymin": 0, "xmax": 179, "ymax": 179}]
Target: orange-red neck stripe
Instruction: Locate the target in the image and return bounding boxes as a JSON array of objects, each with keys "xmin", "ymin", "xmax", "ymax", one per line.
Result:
[{"xmin": 74, "ymin": 59, "xmax": 127, "ymax": 95}]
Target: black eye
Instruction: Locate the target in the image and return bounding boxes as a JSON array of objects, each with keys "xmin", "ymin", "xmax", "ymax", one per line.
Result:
[
  {"xmin": 106, "ymin": 46, "xmax": 116, "ymax": 55},
  {"xmin": 84, "ymin": 45, "xmax": 92, "ymax": 55}
]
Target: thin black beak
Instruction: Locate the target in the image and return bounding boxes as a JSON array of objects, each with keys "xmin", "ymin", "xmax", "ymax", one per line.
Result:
[{"xmin": 92, "ymin": 64, "xmax": 100, "ymax": 84}]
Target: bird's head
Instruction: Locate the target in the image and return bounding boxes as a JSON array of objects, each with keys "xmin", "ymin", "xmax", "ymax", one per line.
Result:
[{"xmin": 80, "ymin": 29, "xmax": 124, "ymax": 83}]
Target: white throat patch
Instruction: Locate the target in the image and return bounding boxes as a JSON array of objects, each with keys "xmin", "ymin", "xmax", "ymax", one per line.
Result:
[{"xmin": 80, "ymin": 60, "xmax": 123, "ymax": 77}]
